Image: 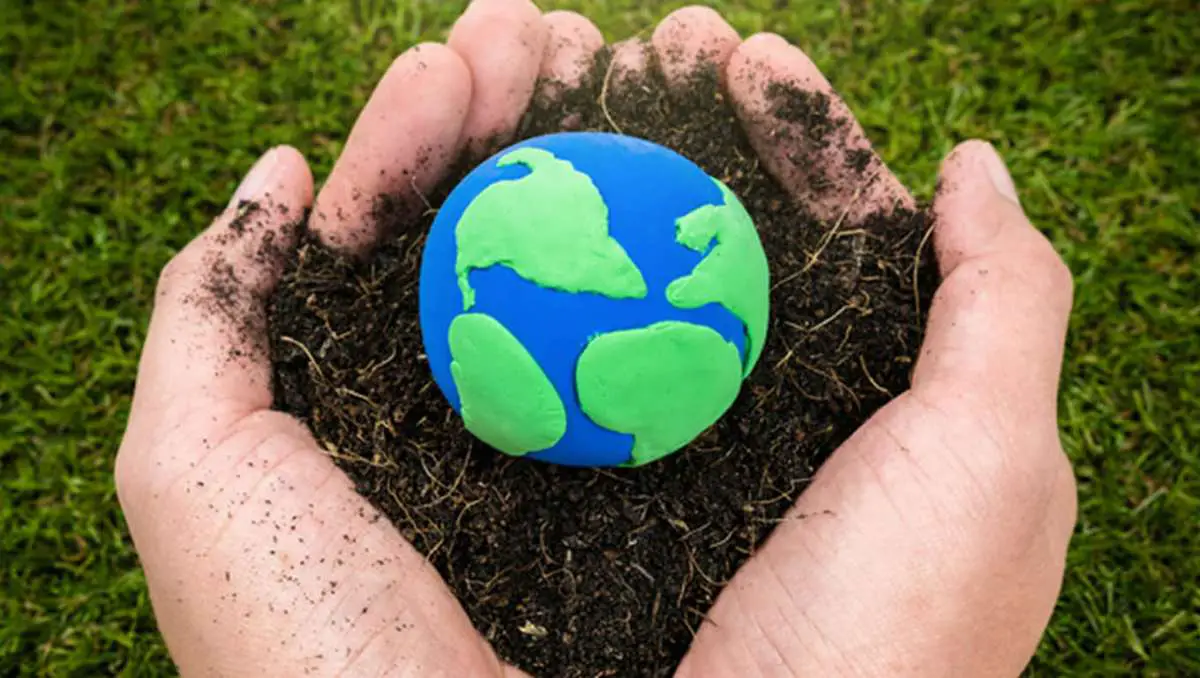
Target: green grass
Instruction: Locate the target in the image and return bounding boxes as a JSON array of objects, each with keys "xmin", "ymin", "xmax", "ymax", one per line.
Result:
[{"xmin": 2, "ymin": 0, "xmax": 1196, "ymax": 674}]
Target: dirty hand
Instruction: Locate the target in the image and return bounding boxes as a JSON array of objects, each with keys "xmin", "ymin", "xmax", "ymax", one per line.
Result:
[
  {"xmin": 115, "ymin": 1, "xmax": 560, "ymax": 675},
  {"xmin": 645, "ymin": 9, "xmax": 1078, "ymax": 678},
  {"xmin": 117, "ymin": 1, "xmax": 1076, "ymax": 676}
]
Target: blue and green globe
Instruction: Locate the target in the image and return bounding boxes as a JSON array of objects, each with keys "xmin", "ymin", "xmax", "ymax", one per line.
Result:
[{"xmin": 419, "ymin": 132, "xmax": 770, "ymax": 467}]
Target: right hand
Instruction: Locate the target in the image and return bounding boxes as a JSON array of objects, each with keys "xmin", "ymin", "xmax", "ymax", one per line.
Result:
[{"xmin": 632, "ymin": 9, "xmax": 1078, "ymax": 678}]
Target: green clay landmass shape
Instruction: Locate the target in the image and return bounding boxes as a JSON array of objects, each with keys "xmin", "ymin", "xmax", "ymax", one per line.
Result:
[
  {"xmin": 454, "ymin": 147, "xmax": 647, "ymax": 309},
  {"xmin": 666, "ymin": 179, "xmax": 771, "ymax": 376},
  {"xmin": 576, "ymin": 321, "xmax": 743, "ymax": 467},
  {"xmin": 448, "ymin": 313, "xmax": 566, "ymax": 456}
]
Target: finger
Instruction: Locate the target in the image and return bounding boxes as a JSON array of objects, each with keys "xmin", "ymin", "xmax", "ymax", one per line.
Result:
[
  {"xmin": 914, "ymin": 140, "xmax": 1073, "ymax": 415},
  {"xmin": 609, "ymin": 37, "xmax": 652, "ymax": 87},
  {"xmin": 594, "ymin": 38, "xmax": 654, "ymax": 132},
  {"xmin": 537, "ymin": 11, "xmax": 605, "ymax": 130},
  {"xmin": 726, "ymin": 33, "xmax": 913, "ymax": 224},
  {"xmin": 651, "ymin": 5, "xmax": 740, "ymax": 86},
  {"xmin": 310, "ymin": 44, "xmax": 472, "ymax": 255},
  {"xmin": 539, "ymin": 11, "xmax": 604, "ymax": 94},
  {"xmin": 448, "ymin": 0, "xmax": 547, "ymax": 157},
  {"xmin": 128, "ymin": 147, "xmax": 313, "ymax": 437}
]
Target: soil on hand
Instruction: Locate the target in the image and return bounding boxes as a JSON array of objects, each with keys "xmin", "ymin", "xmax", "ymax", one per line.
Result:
[{"xmin": 268, "ymin": 50, "xmax": 936, "ymax": 677}]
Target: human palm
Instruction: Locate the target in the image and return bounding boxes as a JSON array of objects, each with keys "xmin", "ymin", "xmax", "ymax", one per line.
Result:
[{"xmin": 117, "ymin": 2, "xmax": 1076, "ymax": 676}]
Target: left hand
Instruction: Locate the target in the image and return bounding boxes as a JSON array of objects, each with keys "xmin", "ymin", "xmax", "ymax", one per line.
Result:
[{"xmin": 631, "ymin": 8, "xmax": 1077, "ymax": 678}]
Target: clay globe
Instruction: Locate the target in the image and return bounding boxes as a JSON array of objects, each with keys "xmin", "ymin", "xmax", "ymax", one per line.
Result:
[{"xmin": 418, "ymin": 132, "xmax": 770, "ymax": 467}]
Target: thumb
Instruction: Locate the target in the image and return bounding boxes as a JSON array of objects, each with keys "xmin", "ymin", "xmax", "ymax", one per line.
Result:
[
  {"xmin": 119, "ymin": 146, "xmax": 313, "ymax": 506},
  {"xmin": 141, "ymin": 144, "xmax": 313, "ymax": 412},
  {"xmin": 913, "ymin": 140, "xmax": 1073, "ymax": 420}
]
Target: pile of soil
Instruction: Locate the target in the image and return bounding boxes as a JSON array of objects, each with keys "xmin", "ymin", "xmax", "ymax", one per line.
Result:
[{"xmin": 267, "ymin": 51, "xmax": 935, "ymax": 677}]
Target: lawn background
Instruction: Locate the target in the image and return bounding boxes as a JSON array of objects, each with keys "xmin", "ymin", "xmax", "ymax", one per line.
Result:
[{"xmin": 2, "ymin": 0, "xmax": 1197, "ymax": 675}]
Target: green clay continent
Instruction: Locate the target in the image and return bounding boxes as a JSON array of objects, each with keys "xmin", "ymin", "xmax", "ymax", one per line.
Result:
[
  {"xmin": 448, "ymin": 313, "xmax": 566, "ymax": 456},
  {"xmin": 576, "ymin": 321, "xmax": 743, "ymax": 467},
  {"xmin": 667, "ymin": 179, "xmax": 770, "ymax": 375},
  {"xmin": 454, "ymin": 147, "xmax": 647, "ymax": 309}
]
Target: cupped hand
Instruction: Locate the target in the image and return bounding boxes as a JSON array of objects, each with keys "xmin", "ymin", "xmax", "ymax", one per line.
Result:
[
  {"xmin": 117, "ymin": 2, "xmax": 1076, "ymax": 677},
  {"xmin": 638, "ymin": 8, "xmax": 1078, "ymax": 678},
  {"xmin": 116, "ymin": 1, "xmax": 556, "ymax": 675}
]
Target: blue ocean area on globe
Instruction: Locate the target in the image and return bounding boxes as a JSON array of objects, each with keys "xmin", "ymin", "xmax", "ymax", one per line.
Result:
[{"xmin": 419, "ymin": 132, "xmax": 770, "ymax": 467}]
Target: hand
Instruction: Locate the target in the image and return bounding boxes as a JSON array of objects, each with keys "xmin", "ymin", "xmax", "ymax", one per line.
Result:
[
  {"xmin": 117, "ymin": 2, "xmax": 1076, "ymax": 676},
  {"xmin": 115, "ymin": 1, "xmax": 568, "ymax": 674},
  {"xmin": 623, "ymin": 9, "xmax": 1075, "ymax": 678}
]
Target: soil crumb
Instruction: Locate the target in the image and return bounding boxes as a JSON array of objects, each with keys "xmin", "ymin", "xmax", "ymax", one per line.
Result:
[{"xmin": 268, "ymin": 50, "xmax": 936, "ymax": 677}]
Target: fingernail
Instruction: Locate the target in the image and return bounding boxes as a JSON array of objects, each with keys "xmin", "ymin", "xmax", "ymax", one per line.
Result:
[
  {"xmin": 228, "ymin": 147, "xmax": 281, "ymax": 209},
  {"xmin": 979, "ymin": 142, "xmax": 1020, "ymax": 205}
]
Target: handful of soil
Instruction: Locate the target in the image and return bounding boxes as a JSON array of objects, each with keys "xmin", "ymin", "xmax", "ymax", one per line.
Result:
[{"xmin": 268, "ymin": 52, "xmax": 935, "ymax": 677}]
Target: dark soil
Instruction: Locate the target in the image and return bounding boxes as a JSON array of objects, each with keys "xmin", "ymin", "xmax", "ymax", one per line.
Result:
[{"xmin": 267, "ymin": 50, "xmax": 936, "ymax": 677}]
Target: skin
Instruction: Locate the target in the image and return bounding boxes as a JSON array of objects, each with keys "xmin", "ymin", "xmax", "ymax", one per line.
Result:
[{"xmin": 116, "ymin": 3, "xmax": 1076, "ymax": 677}]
